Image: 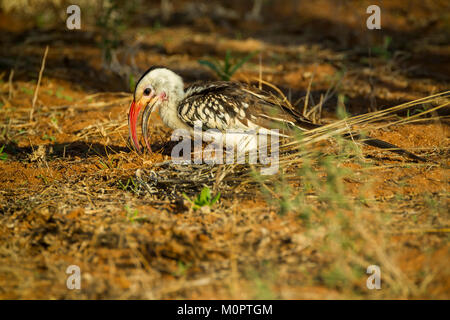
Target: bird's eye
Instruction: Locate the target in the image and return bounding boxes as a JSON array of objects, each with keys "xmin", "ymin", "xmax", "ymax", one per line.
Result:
[{"xmin": 144, "ymin": 88, "xmax": 152, "ymax": 96}]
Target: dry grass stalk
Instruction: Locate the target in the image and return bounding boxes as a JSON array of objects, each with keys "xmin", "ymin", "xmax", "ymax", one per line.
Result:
[
  {"xmin": 30, "ymin": 45, "xmax": 49, "ymax": 121},
  {"xmin": 8, "ymin": 69, "xmax": 14, "ymax": 100}
]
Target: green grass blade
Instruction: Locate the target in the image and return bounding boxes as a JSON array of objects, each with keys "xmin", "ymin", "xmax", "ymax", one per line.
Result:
[
  {"xmin": 210, "ymin": 192, "xmax": 221, "ymax": 205},
  {"xmin": 229, "ymin": 50, "xmax": 258, "ymax": 76}
]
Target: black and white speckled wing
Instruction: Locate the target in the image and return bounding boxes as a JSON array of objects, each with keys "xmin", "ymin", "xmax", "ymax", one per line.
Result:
[
  {"xmin": 178, "ymin": 82, "xmax": 242, "ymax": 131},
  {"xmin": 177, "ymin": 81, "xmax": 318, "ymax": 133}
]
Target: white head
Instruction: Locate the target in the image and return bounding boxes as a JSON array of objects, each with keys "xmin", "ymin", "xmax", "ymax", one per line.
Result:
[{"xmin": 128, "ymin": 67, "xmax": 185, "ymax": 152}]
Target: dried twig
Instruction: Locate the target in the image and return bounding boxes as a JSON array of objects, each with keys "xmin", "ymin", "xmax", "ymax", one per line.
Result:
[
  {"xmin": 8, "ymin": 69, "xmax": 14, "ymax": 100},
  {"xmin": 303, "ymin": 72, "xmax": 314, "ymax": 117},
  {"xmin": 30, "ymin": 45, "xmax": 49, "ymax": 121}
]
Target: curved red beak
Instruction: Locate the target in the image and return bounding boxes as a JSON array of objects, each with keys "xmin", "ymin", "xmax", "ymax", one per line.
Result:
[
  {"xmin": 128, "ymin": 97, "xmax": 158, "ymax": 153},
  {"xmin": 128, "ymin": 100, "xmax": 141, "ymax": 152}
]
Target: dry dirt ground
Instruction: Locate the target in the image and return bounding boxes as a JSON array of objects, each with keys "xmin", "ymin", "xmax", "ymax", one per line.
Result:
[{"xmin": 0, "ymin": 1, "xmax": 449, "ymax": 299}]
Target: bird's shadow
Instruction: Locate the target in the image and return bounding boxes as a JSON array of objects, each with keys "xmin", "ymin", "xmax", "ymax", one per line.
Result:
[
  {"xmin": 2, "ymin": 138, "xmax": 213, "ymax": 161},
  {"xmin": 148, "ymin": 140, "xmax": 181, "ymax": 156},
  {"xmin": 1, "ymin": 140, "xmax": 130, "ymax": 161}
]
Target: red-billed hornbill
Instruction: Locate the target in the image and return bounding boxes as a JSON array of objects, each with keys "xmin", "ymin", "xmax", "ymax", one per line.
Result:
[{"xmin": 128, "ymin": 67, "xmax": 425, "ymax": 162}]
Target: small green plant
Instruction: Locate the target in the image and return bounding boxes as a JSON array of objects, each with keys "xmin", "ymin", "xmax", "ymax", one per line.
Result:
[
  {"xmin": 198, "ymin": 50, "xmax": 258, "ymax": 81},
  {"xmin": 182, "ymin": 187, "xmax": 220, "ymax": 210},
  {"xmin": 0, "ymin": 145, "xmax": 7, "ymax": 161},
  {"xmin": 97, "ymin": 156, "xmax": 117, "ymax": 170},
  {"xmin": 173, "ymin": 261, "xmax": 192, "ymax": 277},
  {"xmin": 98, "ymin": 160, "xmax": 109, "ymax": 170},
  {"xmin": 336, "ymin": 94, "xmax": 349, "ymax": 119},
  {"xmin": 36, "ymin": 174, "xmax": 49, "ymax": 185},
  {"xmin": 128, "ymin": 74, "xmax": 136, "ymax": 92},
  {"xmin": 125, "ymin": 205, "xmax": 138, "ymax": 222},
  {"xmin": 118, "ymin": 177, "xmax": 139, "ymax": 193},
  {"xmin": 152, "ymin": 20, "xmax": 162, "ymax": 31},
  {"xmin": 406, "ymin": 105, "xmax": 428, "ymax": 118},
  {"xmin": 322, "ymin": 266, "xmax": 347, "ymax": 289},
  {"xmin": 21, "ymin": 87, "xmax": 33, "ymax": 95},
  {"xmin": 371, "ymin": 36, "xmax": 393, "ymax": 60},
  {"xmin": 42, "ymin": 134, "xmax": 56, "ymax": 142},
  {"xmin": 35, "ymin": 13, "xmax": 53, "ymax": 29},
  {"xmin": 55, "ymin": 87, "xmax": 73, "ymax": 101},
  {"xmin": 125, "ymin": 205, "xmax": 146, "ymax": 223}
]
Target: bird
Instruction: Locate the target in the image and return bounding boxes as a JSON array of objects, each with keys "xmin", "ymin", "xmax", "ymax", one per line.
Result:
[{"xmin": 128, "ymin": 66, "xmax": 426, "ymax": 162}]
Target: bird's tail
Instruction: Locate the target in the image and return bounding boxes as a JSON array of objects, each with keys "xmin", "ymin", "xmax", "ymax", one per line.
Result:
[
  {"xmin": 343, "ymin": 132, "xmax": 427, "ymax": 162},
  {"xmin": 352, "ymin": 137, "xmax": 427, "ymax": 162},
  {"xmin": 291, "ymin": 119, "xmax": 427, "ymax": 162}
]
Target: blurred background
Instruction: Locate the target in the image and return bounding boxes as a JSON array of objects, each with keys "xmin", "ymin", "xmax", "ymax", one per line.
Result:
[{"xmin": 0, "ymin": 0, "xmax": 448, "ymax": 113}]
